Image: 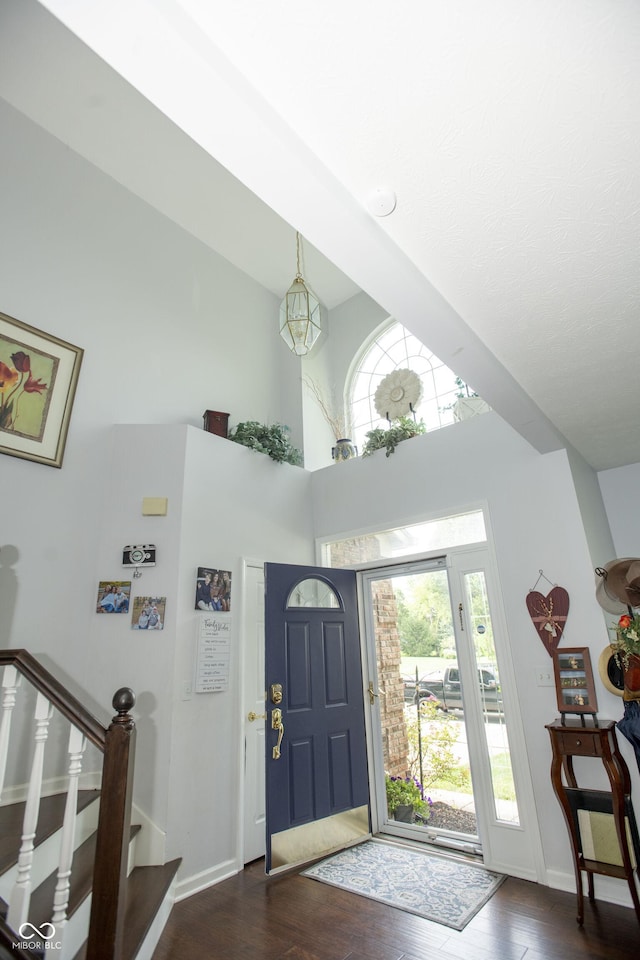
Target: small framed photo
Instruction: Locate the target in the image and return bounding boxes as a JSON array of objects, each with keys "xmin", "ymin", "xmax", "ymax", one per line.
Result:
[
  {"xmin": 0, "ymin": 310, "xmax": 83, "ymax": 468},
  {"xmin": 195, "ymin": 567, "xmax": 232, "ymax": 612},
  {"xmin": 96, "ymin": 581, "xmax": 131, "ymax": 614},
  {"xmin": 553, "ymin": 647, "xmax": 598, "ymax": 715},
  {"xmin": 131, "ymin": 596, "xmax": 166, "ymax": 630}
]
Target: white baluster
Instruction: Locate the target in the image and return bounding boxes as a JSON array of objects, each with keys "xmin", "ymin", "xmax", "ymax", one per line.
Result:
[
  {"xmin": 51, "ymin": 725, "xmax": 86, "ymax": 957},
  {"xmin": 7, "ymin": 691, "xmax": 54, "ymax": 931},
  {"xmin": 0, "ymin": 665, "xmax": 21, "ymax": 803}
]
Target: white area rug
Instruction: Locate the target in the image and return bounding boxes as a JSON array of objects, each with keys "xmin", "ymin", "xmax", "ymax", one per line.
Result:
[{"xmin": 302, "ymin": 839, "xmax": 505, "ymax": 930}]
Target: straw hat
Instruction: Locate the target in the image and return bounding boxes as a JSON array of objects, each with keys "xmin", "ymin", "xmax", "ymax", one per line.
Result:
[
  {"xmin": 598, "ymin": 644, "xmax": 624, "ymax": 697},
  {"xmin": 595, "ymin": 558, "xmax": 640, "ymax": 613}
]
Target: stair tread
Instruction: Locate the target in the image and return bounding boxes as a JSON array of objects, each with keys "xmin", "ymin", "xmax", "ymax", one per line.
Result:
[
  {"xmin": 30, "ymin": 824, "xmax": 142, "ymax": 925},
  {"xmin": 72, "ymin": 859, "xmax": 181, "ymax": 960},
  {"xmin": 123, "ymin": 860, "xmax": 181, "ymax": 958},
  {"xmin": 0, "ymin": 791, "xmax": 99, "ymax": 875}
]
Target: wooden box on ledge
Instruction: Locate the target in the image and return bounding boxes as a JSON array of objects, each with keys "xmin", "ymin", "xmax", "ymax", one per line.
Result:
[{"xmin": 203, "ymin": 411, "xmax": 229, "ymax": 438}]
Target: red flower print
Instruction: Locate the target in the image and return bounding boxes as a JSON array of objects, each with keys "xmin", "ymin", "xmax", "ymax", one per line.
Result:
[
  {"xmin": 10, "ymin": 351, "xmax": 30, "ymax": 373},
  {"xmin": 23, "ymin": 374, "xmax": 47, "ymax": 394}
]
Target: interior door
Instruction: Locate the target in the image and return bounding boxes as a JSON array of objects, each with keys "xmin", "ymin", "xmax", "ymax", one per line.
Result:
[{"xmin": 264, "ymin": 562, "xmax": 370, "ymax": 874}]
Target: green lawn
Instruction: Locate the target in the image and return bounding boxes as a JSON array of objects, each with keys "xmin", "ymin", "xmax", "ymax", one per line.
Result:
[{"xmin": 489, "ymin": 751, "xmax": 517, "ymax": 801}]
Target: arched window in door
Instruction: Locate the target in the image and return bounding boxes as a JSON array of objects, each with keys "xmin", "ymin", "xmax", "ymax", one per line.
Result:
[{"xmin": 286, "ymin": 578, "xmax": 341, "ymax": 608}]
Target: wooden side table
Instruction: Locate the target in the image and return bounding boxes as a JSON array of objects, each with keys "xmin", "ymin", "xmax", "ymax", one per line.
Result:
[{"xmin": 546, "ymin": 718, "xmax": 640, "ymax": 924}]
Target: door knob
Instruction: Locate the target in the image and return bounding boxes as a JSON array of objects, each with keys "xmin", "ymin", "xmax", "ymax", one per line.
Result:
[{"xmin": 247, "ymin": 711, "xmax": 266, "ymax": 722}]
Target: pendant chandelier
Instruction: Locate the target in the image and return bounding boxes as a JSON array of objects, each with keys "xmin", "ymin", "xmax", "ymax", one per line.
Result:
[{"xmin": 279, "ymin": 231, "xmax": 321, "ymax": 356}]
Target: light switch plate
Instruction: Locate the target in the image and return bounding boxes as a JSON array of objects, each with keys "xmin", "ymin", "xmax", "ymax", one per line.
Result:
[{"xmin": 536, "ymin": 666, "xmax": 555, "ymax": 687}]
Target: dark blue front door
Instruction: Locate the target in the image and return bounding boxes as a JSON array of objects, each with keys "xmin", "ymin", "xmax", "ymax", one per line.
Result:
[{"xmin": 265, "ymin": 562, "xmax": 370, "ymax": 873}]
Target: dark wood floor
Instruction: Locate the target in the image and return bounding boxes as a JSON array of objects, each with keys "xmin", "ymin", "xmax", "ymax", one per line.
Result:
[{"xmin": 152, "ymin": 856, "xmax": 640, "ymax": 960}]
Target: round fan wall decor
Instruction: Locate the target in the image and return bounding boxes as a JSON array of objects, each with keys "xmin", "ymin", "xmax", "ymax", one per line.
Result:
[{"xmin": 374, "ymin": 369, "xmax": 423, "ymax": 420}]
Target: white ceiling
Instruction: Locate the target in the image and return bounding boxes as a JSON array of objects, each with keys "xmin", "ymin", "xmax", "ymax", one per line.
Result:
[{"xmin": 3, "ymin": 0, "xmax": 640, "ymax": 471}]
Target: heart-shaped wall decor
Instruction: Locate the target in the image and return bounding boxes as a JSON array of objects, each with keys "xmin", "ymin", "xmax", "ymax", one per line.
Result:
[{"xmin": 525, "ymin": 587, "xmax": 570, "ymax": 656}]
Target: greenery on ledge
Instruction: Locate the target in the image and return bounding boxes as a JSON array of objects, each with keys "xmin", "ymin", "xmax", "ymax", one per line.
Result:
[
  {"xmin": 361, "ymin": 416, "xmax": 426, "ymax": 458},
  {"xmin": 227, "ymin": 421, "xmax": 303, "ymax": 466}
]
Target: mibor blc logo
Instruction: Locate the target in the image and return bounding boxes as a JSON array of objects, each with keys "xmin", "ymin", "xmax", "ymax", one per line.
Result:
[{"xmin": 14, "ymin": 921, "xmax": 61, "ymax": 951}]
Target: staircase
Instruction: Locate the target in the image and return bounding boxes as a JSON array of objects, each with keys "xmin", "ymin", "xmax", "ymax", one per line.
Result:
[{"xmin": 0, "ymin": 651, "xmax": 181, "ymax": 960}]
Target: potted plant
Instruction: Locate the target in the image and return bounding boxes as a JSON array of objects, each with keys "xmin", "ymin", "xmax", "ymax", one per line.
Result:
[
  {"xmin": 385, "ymin": 773, "xmax": 430, "ymax": 822},
  {"xmin": 448, "ymin": 377, "xmax": 490, "ymax": 421},
  {"xmin": 611, "ymin": 613, "xmax": 640, "ymax": 698},
  {"xmin": 227, "ymin": 421, "xmax": 303, "ymax": 466},
  {"xmin": 361, "ymin": 416, "xmax": 426, "ymax": 458}
]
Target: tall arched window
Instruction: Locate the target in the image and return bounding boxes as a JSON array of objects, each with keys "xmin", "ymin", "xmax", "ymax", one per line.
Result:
[{"xmin": 348, "ymin": 320, "xmax": 476, "ymax": 451}]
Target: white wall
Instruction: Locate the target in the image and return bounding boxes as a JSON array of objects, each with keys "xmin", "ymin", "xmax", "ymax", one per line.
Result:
[
  {"xmin": 599, "ymin": 462, "xmax": 640, "ymax": 559},
  {"xmin": 4, "ymin": 63, "xmax": 640, "ymax": 904},
  {"xmin": 0, "ymin": 98, "xmax": 301, "ymax": 669},
  {"xmin": 567, "ymin": 446, "xmax": 617, "ymax": 567},
  {"xmin": 93, "ymin": 424, "xmax": 314, "ymax": 890},
  {"xmin": 301, "ymin": 292, "xmax": 388, "ymax": 470},
  {"xmin": 0, "ymin": 99, "xmax": 306, "ymax": 882},
  {"xmin": 311, "ymin": 412, "xmax": 639, "ymax": 899}
]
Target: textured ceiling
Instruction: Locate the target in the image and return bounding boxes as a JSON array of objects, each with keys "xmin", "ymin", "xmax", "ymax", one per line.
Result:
[{"xmin": 4, "ymin": 0, "xmax": 640, "ymax": 471}]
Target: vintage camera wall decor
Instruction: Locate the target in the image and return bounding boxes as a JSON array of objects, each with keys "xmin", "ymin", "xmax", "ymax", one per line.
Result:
[{"xmin": 122, "ymin": 544, "xmax": 156, "ymax": 567}]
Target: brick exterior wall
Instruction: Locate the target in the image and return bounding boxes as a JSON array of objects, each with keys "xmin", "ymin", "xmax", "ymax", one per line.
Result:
[
  {"xmin": 327, "ymin": 538, "xmax": 409, "ymax": 780},
  {"xmin": 371, "ymin": 580, "xmax": 408, "ymax": 778}
]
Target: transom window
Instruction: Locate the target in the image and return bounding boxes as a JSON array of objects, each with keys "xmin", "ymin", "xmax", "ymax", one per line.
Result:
[
  {"xmin": 348, "ymin": 320, "xmax": 473, "ymax": 451},
  {"xmin": 321, "ymin": 509, "xmax": 486, "ymax": 567}
]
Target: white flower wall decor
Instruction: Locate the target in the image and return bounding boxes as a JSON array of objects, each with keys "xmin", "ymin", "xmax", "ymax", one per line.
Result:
[{"xmin": 374, "ymin": 369, "xmax": 423, "ymax": 421}]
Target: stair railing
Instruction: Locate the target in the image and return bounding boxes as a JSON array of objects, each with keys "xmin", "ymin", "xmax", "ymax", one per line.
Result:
[{"xmin": 0, "ymin": 649, "xmax": 136, "ymax": 960}]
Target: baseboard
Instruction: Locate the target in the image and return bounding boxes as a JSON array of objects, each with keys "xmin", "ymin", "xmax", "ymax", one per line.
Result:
[
  {"xmin": 174, "ymin": 857, "xmax": 242, "ymax": 901},
  {"xmin": 544, "ymin": 866, "xmax": 636, "ymax": 909},
  {"xmin": 483, "ymin": 858, "xmax": 538, "ymax": 883},
  {"xmin": 0, "ymin": 770, "xmax": 102, "ymax": 805},
  {"xmin": 130, "ymin": 802, "xmax": 166, "ymax": 866},
  {"xmin": 79, "ymin": 770, "xmax": 102, "ymax": 791}
]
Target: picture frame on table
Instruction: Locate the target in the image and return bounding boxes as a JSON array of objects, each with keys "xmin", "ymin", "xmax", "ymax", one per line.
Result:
[
  {"xmin": 553, "ymin": 646, "xmax": 598, "ymax": 715},
  {"xmin": 0, "ymin": 310, "xmax": 83, "ymax": 468}
]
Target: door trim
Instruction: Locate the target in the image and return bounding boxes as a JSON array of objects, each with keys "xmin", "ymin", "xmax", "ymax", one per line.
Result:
[{"xmin": 240, "ymin": 557, "xmax": 267, "ymax": 866}]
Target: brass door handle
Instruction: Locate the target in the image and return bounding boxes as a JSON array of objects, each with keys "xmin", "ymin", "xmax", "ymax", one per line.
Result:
[
  {"xmin": 272, "ymin": 708, "xmax": 284, "ymax": 759},
  {"xmin": 247, "ymin": 711, "xmax": 266, "ymax": 722}
]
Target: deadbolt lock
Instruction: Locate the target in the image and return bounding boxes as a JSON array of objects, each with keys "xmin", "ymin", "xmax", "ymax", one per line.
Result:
[{"xmin": 270, "ymin": 683, "xmax": 283, "ymax": 704}]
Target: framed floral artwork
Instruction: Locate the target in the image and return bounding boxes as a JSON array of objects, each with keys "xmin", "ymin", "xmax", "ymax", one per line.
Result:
[{"xmin": 0, "ymin": 310, "xmax": 83, "ymax": 467}]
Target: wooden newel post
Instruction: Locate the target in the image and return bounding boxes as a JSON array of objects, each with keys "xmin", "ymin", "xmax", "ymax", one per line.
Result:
[{"xmin": 87, "ymin": 688, "xmax": 136, "ymax": 960}]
